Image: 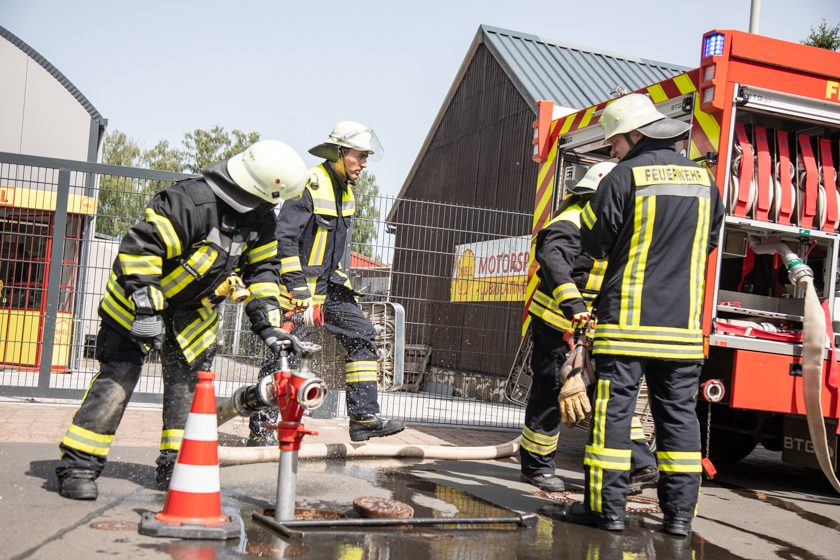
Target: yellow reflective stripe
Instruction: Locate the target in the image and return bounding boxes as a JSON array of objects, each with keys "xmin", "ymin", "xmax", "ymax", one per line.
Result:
[
  {"xmin": 584, "ymin": 259, "xmax": 607, "ymax": 293},
  {"xmin": 345, "ymin": 361, "xmax": 378, "ymax": 383},
  {"xmin": 346, "ymin": 371, "xmax": 379, "ymax": 383},
  {"xmin": 620, "ymin": 196, "xmax": 655, "ymax": 326},
  {"xmin": 595, "ymin": 324, "xmax": 703, "ymax": 340},
  {"xmin": 346, "ymin": 361, "xmax": 378, "ymax": 372},
  {"xmin": 593, "ymin": 379, "xmax": 609, "ymax": 449},
  {"xmin": 581, "ymin": 203, "xmax": 597, "ymax": 230},
  {"xmin": 689, "ymin": 197, "xmax": 710, "ymax": 331},
  {"xmin": 308, "ymin": 227, "xmax": 328, "ymax": 266},
  {"xmin": 145, "ymin": 208, "xmax": 182, "ymax": 259},
  {"xmin": 182, "ymin": 328, "xmax": 218, "ymax": 364},
  {"xmin": 632, "ymin": 165, "xmax": 711, "ymax": 187},
  {"xmin": 521, "ymin": 426, "xmax": 559, "ymax": 455},
  {"xmin": 248, "ymin": 240, "xmax": 277, "ymax": 265},
  {"xmin": 588, "ymin": 381, "xmax": 610, "ymax": 512},
  {"xmin": 529, "ymin": 292, "xmax": 573, "ymax": 332},
  {"xmin": 630, "ymin": 417, "xmax": 645, "ymax": 441},
  {"xmin": 61, "ymin": 424, "xmax": 114, "ymax": 456},
  {"xmin": 268, "ymin": 309, "xmax": 282, "ymax": 327},
  {"xmin": 176, "ymin": 308, "xmax": 218, "ymax": 364},
  {"xmin": 584, "ymin": 444, "xmax": 632, "ymax": 470},
  {"xmin": 657, "ymin": 451, "xmax": 702, "ymax": 473},
  {"xmin": 101, "ymin": 297, "xmax": 133, "ymax": 330},
  {"xmin": 280, "ymin": 256, "xmax": 303, "ymax": 274},
  {"xmin": 150, "ymin": 286, "xmax": 165, "ymax": 311},
  {"xmin": 342, "ymin": 196, "xmax": 356, "ymax": 217},
  {"xmin": 160, "ymin": 429, "xmax": 184, "ymax": 451},
  {"xmin": 119, "ymin": 254, "xmax": 162, "ymax": 277},
  {"xmin": 161, "ymin": 245, "xmax": 218, "ymax": 298},
  {"xmin": 248, "ymin": 282, "xmax": 280, "ymax": 299},
  {"xmin": 552, "ymin": 282, "xmax": 581, "ymax": 303},
  {"xmin": 592, "ymin": 340, "xmax": 705, "ymax": 359}
]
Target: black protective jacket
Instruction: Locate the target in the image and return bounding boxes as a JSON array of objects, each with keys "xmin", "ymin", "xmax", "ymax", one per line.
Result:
[
  {"xmin": 275, "ymin": 163, "xmax": 355, "ymax": 309},
  {"xmin": 580, "ymin": 139, "xmax": 724, "ymax": 360},
  {"xmin": 99, "ymin": 172, "xmax": 282, "ymax": 363}
]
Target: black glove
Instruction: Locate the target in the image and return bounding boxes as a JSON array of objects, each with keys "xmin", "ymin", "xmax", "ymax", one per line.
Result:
[
  {"xmin": 130, "ymin": 287, "xmax": 163, "ymax": 353},
  {"xmin": 258, "ymin": 327, "xmax": 302, "ymax": 356}
]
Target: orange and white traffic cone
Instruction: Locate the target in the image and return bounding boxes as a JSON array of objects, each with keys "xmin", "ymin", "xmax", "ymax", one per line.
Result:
[{"xmin": 139, "ymin": 371, "xmax": 239, "ymax": 540}]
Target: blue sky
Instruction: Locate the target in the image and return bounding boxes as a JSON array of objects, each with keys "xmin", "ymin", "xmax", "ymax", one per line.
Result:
[{"xmin": 2, "ymin": 0, "xmax": 837, "ymax": 196}]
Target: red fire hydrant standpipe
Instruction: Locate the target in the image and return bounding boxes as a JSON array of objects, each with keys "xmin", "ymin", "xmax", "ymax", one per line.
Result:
[{"xmin": 271, "ymin": 347, "xmax": 327, "ymax": 521}]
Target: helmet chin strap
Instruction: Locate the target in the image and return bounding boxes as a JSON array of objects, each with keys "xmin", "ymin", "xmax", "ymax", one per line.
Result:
[{"xmin": 337, "ymin": 148, "xmax": 356, "ymax": 185}]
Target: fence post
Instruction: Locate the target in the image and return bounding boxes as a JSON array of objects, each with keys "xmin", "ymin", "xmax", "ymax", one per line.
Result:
[{"xmin": 38, "ymin": 168, "xmax": 71, "ymax": 386}]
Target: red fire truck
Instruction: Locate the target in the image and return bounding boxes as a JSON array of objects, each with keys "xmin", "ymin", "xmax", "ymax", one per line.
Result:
[{"xmin": 522, "ymin": 29, "xmax": 840, "ymax": 486}]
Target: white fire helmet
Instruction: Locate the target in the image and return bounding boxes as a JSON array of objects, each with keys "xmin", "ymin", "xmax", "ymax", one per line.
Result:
[
  {"xmin": 565, "ymin": 161, "xmax": 617, "ymax": 196},
  {"xmin": 227, "ymin": 140, "xmax": 308, "ymax": 203},
  {"xmin": 308, "ymin": 121, "xmax": 384, "ymax": 162},
  {"xmin": 600, "ymin": 93, "xmax": 690, "ymax": 141}
]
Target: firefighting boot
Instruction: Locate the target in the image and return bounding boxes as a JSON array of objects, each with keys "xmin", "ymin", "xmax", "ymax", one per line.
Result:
[
  {"xmin": 561, "ymin": 502, "xmax": 625, "ymax": 532},
  {"xmin": 58, "ymin": 469, "xmax": 98, "ymax": 501},
  {"xmin": 628, "ymin": 465, "xmax": 659, "ymax": 495},
  {"xmin": 155, "ymin": 452, "xmax": 176, "ymax": 492},
  {"xmin": 520, "ymin": 472, "xmax": 566, "ymax": 492},
  {"xmin": 663, "ymin": 517, "xmax": 692, "ymax": 537},
  {"xmin": 349, "ymin": 415, "xmax": 405, "ymax": 442}
]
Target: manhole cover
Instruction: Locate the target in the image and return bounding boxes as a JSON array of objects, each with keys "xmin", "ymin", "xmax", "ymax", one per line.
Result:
[
  {"xmin": 89, "ymin": 520, "xmax": 139, "ymax": 531},
  {"xmin": 353, "ymin": 496, "xmax": 415, "ymax": 519}
]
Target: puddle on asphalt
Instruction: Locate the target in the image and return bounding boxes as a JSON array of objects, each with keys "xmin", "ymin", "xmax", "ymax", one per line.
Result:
[{"xmin": 145, "ymin": 465, "xmax": 749, "ymax": 560}]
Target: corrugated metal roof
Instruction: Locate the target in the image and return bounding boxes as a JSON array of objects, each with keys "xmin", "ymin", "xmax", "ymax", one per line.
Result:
[
  {"xmin": 481, "ymin": 25, "xmax": 690, "ymax": 109},
  {"xmin": 1, "ymin": 25, "xmax": 106, "ymax": 123}
]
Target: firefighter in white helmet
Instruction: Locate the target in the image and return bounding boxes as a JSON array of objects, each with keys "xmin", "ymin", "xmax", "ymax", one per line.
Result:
[
  {"xmin": 519, "ymin": 161, "xmax": 657, "ymax": 495},
  {"xmin": 249, "ymin": 122, "xmax": 405, "ymax": 444},
  {"xmin": 560, "ymin": 93, "xmax": 724, "ymax": 535},
  {"xmin": 56, "ymin": 140, "xmax": 309, "ymax": 500}
]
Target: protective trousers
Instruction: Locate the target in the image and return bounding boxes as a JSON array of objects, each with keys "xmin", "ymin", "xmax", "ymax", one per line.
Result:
[
  {"xmin": 251, "ymin": 285, "xmax": 380, "ymax": 436},
  {"xmin": 57, "ymin": 323, "xmax": 216, "ymax": 479},
  {"xmin": 519, "ymin": 320, "xmax": 656, "ymax": 477},
  {"xmin": 584, "ymin": 355, "xmax": 702, "ymax": 521}
]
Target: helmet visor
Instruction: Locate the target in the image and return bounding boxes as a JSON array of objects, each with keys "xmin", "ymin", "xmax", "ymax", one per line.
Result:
[{"xmin": 333, "ymin": 127, "xmax": 385, "ymax": 162}]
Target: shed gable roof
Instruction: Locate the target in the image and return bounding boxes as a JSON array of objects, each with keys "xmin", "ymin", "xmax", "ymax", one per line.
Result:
[
  {"xmin": 391, "ymin": 25, "xmax": 689, "ymax": 212},
  {"xmin": 0, "ymin": 24, "xmax": 106, "ymax": 123}
]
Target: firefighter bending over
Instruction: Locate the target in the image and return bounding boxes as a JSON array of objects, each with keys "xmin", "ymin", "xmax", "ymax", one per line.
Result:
[
  {"xmin": 56, "ymin": 140, "xmax": 309, "ymax": 500},
  {"xmin": 560, "ymin": 94, "xmax": 723, "ymax": 536},
  {"xmin": 249, "ymin": 121, "xmax": 404, "ymax": 445},
  {"xmin": 519, "ymin": 162, "xmax": 658, "ymax": 494}
]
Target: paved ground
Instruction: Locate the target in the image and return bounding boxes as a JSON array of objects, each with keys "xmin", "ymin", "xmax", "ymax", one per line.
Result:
[{"xmin": 2, "ymin": 396, "xmax": 839, "ymax": 559}]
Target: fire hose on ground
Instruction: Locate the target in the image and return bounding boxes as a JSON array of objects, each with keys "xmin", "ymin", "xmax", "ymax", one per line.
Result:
[
  {"xmin": 750, "ymin": 236, "xmax": 840, "ymax": 494},
  {"xmin": 215, "ymin": 303, "xmax": 522, "ymax": 467}
]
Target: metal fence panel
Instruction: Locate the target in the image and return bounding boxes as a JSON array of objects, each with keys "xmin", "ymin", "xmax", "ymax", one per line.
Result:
[{"xmin": 0, "ymin": 152, "xmax": 528, "ymax": 429}]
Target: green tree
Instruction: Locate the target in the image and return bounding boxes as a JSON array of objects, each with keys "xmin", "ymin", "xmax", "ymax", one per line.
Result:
[
  {"xmin": 181, "ymin": 125, "xmax": 260, "ymax": 173},
  {"xmin": 96, "ymin": 130, "xmax": 153, "ymax": 236},
  {"xmin": 802, "ymin": 19, "xmax": 840, "ymax": 50},
  {"xmin": 142, "ymin": 139, "xmax": 185, "ymax": 173},
  {"xmin": 98, "ymin": 126, "xmax": 262, "ymax": 236},
  {"xmin": 349, "ymin": 170, "xmax": 382, "ymax": 259}
]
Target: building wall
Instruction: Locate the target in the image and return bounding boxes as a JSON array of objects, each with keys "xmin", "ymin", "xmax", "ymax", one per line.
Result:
[
  {"xmin": 0, "ymin": 36, "xmax": 93, "ymax": 160},
  {"xmin": 390, "ymin": 44, "xmax": 537, "ymax": 378}
]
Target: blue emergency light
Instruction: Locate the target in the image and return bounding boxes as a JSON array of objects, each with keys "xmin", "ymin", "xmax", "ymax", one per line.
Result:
[{"xmin": 703, "ymin": 33, "xmax": 725, "ymax": 58}]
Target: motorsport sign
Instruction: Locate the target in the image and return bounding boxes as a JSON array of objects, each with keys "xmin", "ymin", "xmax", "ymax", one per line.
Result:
[{"xmin": 451, "ymin": 235, "xmax": 529, "ymax": 302}]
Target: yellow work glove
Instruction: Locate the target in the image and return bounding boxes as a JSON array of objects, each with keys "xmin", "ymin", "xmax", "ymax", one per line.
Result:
[
  {"xmin": 289, "ymin": 286, "xmax": 312, "ymax": 309},
  {"xmin": 558, "ymin": 374, "xmax": 591, "ymax": 428},
  {"xmin": 572, "ymin": 311, "xmax": 596, "ymax": 332}
]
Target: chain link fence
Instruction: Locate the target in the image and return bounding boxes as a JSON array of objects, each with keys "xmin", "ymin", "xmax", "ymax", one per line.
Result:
[{"xmin": 0, "ymin": 152, "xmax": 530, "ymax": 428}]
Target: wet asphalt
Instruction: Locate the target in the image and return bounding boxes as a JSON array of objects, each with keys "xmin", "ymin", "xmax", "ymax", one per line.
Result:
[{"xmin": 3, "ymin": 426, "xmax": 840, "ymax": 560}]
